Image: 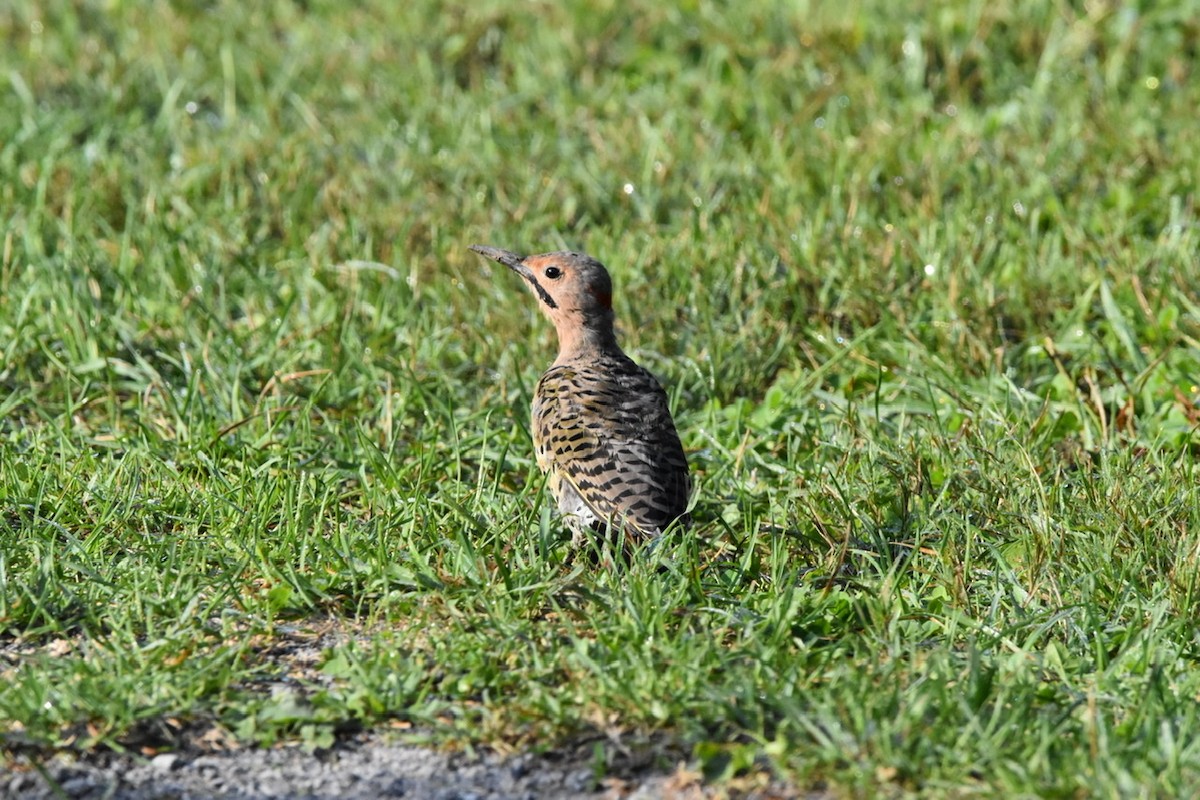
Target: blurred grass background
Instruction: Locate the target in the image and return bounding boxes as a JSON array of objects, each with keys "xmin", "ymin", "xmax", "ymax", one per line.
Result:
[{"xmin": 2, "ymin": 0, "xmax": 1199, "ymax": 796}]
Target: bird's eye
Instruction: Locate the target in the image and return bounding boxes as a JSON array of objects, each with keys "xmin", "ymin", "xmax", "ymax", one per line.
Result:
[{"xmin": 544, "ymin": 266, "xmax": 563, "ymax": 280}]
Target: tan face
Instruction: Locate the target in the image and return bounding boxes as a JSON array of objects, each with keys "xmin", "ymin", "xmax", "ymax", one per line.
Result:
[
  {"xmin": 469, "ymin": 245, "xmax": 613, "ymax": 323},
  {"xmin": 520, "ymin": 254, "xmax": 613, "ymax": 317}
]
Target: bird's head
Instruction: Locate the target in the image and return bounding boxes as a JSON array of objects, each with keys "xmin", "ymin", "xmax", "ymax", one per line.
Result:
[{"xmin": 470, "ymin": 245, "xmax": 617, "ymax": 355}]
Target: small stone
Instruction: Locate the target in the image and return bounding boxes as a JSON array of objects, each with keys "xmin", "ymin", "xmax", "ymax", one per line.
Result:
[{"xmin": 151, "ymin": 753, "xmax": 180, "ymax": 773}]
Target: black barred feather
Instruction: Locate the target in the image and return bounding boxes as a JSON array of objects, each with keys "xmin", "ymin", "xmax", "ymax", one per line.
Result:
[{"xmin": 533, "ymin": 352, "xmax": 690, "ymax": 543}]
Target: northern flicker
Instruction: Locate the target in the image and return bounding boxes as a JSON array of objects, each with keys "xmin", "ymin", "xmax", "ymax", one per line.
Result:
[{"xmin": 469, "ymin": 244, "xmax": 691, "ymax": 549}]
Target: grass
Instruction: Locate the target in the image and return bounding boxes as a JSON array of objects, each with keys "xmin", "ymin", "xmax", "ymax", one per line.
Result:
[{"xmin": 1, "ymin": 0, "xmax": 1198, "ymax": 796}]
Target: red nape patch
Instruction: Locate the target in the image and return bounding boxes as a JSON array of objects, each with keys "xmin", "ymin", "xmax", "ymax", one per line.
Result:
[{"xmin": 589, "ymin": 288, "xmax": 612, "ymax": 309}]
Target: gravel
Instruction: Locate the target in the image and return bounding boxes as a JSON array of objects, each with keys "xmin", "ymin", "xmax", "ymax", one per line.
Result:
[{"xmin": 2, "ymin": 733, "xmax": 772, "ymax": 800}]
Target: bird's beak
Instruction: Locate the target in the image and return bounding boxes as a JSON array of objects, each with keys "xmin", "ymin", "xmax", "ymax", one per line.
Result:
[
  {"xmin": 469, "ymin": 244, "xmax": 558, "ymax": 310},
  {"xmin": 469, "ymin": 244, "xmax": 533, "ymax": 279}
]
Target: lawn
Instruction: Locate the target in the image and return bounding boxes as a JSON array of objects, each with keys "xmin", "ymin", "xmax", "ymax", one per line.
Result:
[{"xmin": 2, "ymin": 0, "xmax": 1198, "ymax": 796}]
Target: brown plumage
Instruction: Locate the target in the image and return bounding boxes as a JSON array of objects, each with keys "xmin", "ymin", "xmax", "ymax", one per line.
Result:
[{"xmin": 469, "ymin": 244, "xmax": 691, "ymax": 548}]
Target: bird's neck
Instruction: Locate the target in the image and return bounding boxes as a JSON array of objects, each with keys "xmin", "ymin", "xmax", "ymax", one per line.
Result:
[{"xmin": 553, "ymin": 317, "xmax": 620, "ymax": 363}]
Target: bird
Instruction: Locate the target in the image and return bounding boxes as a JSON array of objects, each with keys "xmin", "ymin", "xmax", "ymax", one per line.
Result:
[{"xmin": 469, "ymin": 244, "xmax": 691, "ymax": 553}]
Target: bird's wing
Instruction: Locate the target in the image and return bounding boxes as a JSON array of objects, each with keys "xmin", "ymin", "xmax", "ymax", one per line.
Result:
[{"xmin": 533, "ymin": 363, "xmax": 690, "ymax": 538}]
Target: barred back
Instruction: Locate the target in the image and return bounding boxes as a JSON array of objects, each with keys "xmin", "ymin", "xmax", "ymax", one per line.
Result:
[{"xmin": 532, "ymin": 351, "xmax": 690, "ymax": 540}]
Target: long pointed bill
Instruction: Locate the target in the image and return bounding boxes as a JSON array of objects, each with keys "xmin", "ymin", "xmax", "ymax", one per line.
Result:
[
  {"xmin": 469, "ymin": 244, "xmax": 526, "ymax": 270},
  {"xmin": 468, "ymin": 244, "xmax": 558, "ymax": 309}
]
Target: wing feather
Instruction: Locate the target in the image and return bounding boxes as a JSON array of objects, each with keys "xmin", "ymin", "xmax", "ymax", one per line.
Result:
[{"xmin": 532, "ymin": 356, "xmax": 690, "ymax": 539}]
